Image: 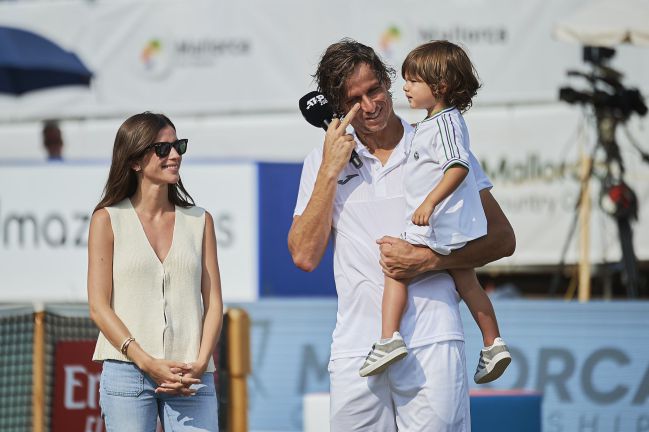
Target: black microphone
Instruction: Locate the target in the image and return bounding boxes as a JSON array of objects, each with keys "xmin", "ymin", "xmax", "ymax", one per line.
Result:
[{"xmin": 299, "ymin": 91, "xmax": 363, "ymax": 169}]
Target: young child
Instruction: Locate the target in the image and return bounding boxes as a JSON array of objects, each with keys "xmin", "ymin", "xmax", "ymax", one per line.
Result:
[{"xmin": 359, "ymin": 41, "xmax": 511, "ymax": 384}]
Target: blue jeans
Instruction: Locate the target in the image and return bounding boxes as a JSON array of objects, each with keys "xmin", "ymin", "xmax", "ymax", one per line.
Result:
[{"xmin": 99, "ymin": 360, "xmax": 219, "ymax": 432}]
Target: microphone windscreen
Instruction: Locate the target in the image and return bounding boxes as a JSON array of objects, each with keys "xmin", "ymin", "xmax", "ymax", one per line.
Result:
[{"xmin": 299, "ymin": 91, "xmax": 334, "ymax": 129}]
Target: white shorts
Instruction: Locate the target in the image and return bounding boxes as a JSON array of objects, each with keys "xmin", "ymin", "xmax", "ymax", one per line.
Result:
[
  {"xmin": 329, "ymin": 340, "xmax": 470, "ymax": 432},
  {"xmin": 401, "ymin": 222, "xmax": 468, "ymax": 256}
]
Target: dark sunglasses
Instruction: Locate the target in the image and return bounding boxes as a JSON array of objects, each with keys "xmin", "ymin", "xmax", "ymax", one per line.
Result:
[{"xmin": 144, "ymin": 138, "xmax": 188, "ymax": 157}]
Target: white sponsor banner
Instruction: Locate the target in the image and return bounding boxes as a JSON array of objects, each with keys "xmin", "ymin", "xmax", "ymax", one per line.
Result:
[
  {"xmin": 0, "ymin": 0, "xmax": 647, "ymax": 120},
  {"xmin": 0, "ymin": 162, "xmax": 258, "ymax": 302}
]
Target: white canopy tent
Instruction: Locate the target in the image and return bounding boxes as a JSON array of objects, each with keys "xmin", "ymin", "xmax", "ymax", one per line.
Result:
[{"xmin": 554, "ymin": 0, "xmax": 649, "ymax": 47}]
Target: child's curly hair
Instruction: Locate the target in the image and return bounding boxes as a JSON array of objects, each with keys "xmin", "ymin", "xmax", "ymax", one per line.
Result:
[{"xmin": 402, "ymin": 40, "xmax": 481, "ymax": 113}]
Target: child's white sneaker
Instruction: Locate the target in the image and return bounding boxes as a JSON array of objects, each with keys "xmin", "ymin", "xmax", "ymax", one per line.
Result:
[
  {"xmin": 474, "ymin": 337, "xmax": 512, "ymax": 384},
  {"xmin": 359, "ymin": 331, "xmax": 408, "ymax": 377}
]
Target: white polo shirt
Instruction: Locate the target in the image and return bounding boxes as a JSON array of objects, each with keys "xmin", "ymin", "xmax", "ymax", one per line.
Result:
[
  {"xmin": 402, "ymin": 107, "xmax": 488, "ymax": 254},
  {"xmin": 294, "ymin": 117, "xmax": 492, "ymax": 360}
]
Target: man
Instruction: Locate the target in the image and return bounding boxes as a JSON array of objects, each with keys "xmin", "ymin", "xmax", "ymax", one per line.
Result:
[
  {"xmin": 43, "ymin": 120, "xmax": 64, "ymax": 161},
  {"xmin": 288, "ymin": 39, "xmax": 515, "ymax": 431}
]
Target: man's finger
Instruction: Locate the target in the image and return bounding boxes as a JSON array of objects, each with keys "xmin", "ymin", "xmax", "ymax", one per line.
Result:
[
  {"xmin": 339, "ymin": 103, "xmax": 360, "ymax": 130},
  {"xmin": 376, "ymin": 235, "xmax": 397, "ymax": 245},
  {"xmin": 328, "ymin": 117, "xmax": 341, "ymax": 130},
  {"xmin": 382, "ymin": 268, "xmax": 396, "ymax": 278}
]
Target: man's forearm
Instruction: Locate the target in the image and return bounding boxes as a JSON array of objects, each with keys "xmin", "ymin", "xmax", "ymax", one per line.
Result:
[
  {"xmin": 289, "ymin": 107, "xmax": 360, "ymax": 272},
  {"xmin": 379, "ymin": 189, "xmax": 515, "ymax": 278},
  {"xmin": 430, "ymin": 228, "xmax": 512, "ymax": 271},
  {"xmin": 288, "ymin": 169, "xmax": 338, "ymax": 272},
  {"xmin": 432, "ymin": 189, "xmax": 515, "ymax": 270}
]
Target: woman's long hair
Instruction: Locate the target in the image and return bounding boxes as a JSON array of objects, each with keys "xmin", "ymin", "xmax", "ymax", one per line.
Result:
[{"xmin": 94, "ymin": 112, "xmax": 195, "ymax": 212}]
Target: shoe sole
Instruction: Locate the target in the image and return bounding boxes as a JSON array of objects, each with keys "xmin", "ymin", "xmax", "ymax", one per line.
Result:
[
  {"xmin": 475, "ymin": 352, "xmax": 512, "ymax": 384},
  {"xmin": 359, "ymin": 348, "xmax": 408, "ymax": 377}
]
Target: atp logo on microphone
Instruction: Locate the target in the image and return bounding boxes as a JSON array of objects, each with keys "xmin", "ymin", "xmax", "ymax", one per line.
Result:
[{"xmin": 306, "ymin": 94, "xmax": 328, "ymax": 110}]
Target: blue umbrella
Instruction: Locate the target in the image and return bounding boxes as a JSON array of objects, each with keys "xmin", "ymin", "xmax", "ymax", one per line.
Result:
[{"xmin": 0, "ymin": 26, "xmax": 92, "ymax": 95}]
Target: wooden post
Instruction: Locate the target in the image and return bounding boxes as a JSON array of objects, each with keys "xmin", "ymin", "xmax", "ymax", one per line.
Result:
[
  {"xmin": 226, "ymin": 308, "xmax": 251, "ymax": 432},
  {"xmin": 32, "ymin": 310, "xmax": 46, "ymax": 432},
  {"xmin": 578, "ymin": 154, "xmax": 592, "ymax": 302}
]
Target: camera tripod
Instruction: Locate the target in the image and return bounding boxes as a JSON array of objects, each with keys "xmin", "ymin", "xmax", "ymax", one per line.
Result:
[
  {"xmin": 550, "ymin": 108, "xmax": 645, "ymax": 298},
  {"xmin": 553, "ymin": 46, "xmax": 648, "ymax": 299}
]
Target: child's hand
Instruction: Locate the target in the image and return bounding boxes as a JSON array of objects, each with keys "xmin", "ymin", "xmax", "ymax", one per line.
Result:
[{"xmin": 412, "ymin": 202, "xmax": 435, "ymax": 226}]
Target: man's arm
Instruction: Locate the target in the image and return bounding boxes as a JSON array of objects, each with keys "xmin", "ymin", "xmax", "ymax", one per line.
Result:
[
  {"xmin": 288, "ymin": 174, "xmax": 337, "ymax": 271},
  {"xmin": 288, "ymin": 104, "xmax": 360, "ymax": 271},
  {"xmin": 378, "ymin": 189, "xmax": 515, "ymax": 279}
]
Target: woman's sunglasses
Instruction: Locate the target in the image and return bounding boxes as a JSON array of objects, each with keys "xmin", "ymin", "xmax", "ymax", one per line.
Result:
[{"xmin": 144, "ymin": 138, "xmax": 188, "ymax": 157}]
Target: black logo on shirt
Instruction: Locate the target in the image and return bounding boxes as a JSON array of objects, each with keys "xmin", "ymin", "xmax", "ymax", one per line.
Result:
[{"xmin": 337, "ymin": 174, "xmax": 359, "ymax": 185}]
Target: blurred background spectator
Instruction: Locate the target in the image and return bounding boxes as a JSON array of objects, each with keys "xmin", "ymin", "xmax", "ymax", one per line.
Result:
[{"xmin": 42, "ymin": 120, "xmax": 63, "ymax": 161}]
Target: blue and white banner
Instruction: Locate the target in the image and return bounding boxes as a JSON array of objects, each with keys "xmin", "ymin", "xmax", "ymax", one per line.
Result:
[{"xmin": 233, "ymin": 300, "xmax": 649, "ymax": 432}]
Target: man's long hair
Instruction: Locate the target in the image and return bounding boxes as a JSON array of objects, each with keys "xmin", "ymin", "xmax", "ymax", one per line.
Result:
[{"xmin": 314, "ymin": 38, "xmax": 395, "ymax": 116}]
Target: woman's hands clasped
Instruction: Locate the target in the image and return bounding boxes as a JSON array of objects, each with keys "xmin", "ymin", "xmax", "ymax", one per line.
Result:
[{"xmin": 146, "ymin": 358, "xmax": 202, "ymax": 396}]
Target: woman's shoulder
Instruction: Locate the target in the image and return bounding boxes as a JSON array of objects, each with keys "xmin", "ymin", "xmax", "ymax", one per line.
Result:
[
  {"xmin": 177, "ymin": 205, "xmax": 212, "ymax": 234},
  {"xmin": 94, "ymin": 198, "xmax": 130, "ymax": 221},
  {"xmin": 91, "ymin": 207, "xmax": 111, "ymax": 223},
  {"xmin": 177, "ymin": 204, "xmax": 206, "ymax": 219},
  {"xmin": 104, "ymin": 198, "xmax": 131, "ymax": 212},
  {"xmin": 89, "ymin": 207, "xmax": 114, "ymax": 239}
]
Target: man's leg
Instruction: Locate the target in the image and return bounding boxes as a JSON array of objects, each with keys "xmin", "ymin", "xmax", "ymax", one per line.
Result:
[
  {"xmin": 329, "ymin": 357, "xmax": 397, "ymax": 432},
  {"xmin": 390, "ymin": 340, "xmax": 471, "ymax": 432}
]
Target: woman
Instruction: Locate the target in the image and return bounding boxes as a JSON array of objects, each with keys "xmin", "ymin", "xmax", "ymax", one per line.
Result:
[{"xmin": 88, "ymin": 112, "xmax": 223, "ymax": 431}]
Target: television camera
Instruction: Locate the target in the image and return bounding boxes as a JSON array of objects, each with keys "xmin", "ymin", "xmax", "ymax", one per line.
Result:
[
  {"xmin": 559, "ymin": 46, "xmax": 647, "ymax": 120},
  {"xmin": 557, "ymin": 46, "xmax": 647, "ymax": 297}
]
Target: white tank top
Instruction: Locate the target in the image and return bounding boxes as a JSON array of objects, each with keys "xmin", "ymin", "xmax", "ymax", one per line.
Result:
[{"xmin": 92, "ymin": 198, "xmax": 215, "ymax": 372}]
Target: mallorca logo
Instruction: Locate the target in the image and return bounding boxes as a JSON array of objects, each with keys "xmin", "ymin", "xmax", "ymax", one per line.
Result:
[
  {"xmin": 139, "ymin": 38, "xmax": 171, "ymax": 79},
  {"xmin": 379, "ymin": 26, "xmax": 402, "ymax": 60}
]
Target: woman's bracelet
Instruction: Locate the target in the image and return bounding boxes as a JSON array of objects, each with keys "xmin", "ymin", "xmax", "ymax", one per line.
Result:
[{"xmin": 120, "ymin": 337, "xmax": 136, "ymax": 356}]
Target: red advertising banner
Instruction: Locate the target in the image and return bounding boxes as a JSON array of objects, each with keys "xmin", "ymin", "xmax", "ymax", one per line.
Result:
[
  {"xmin": 51, "ymin": 340, "xmax": 220, "ymax": 431},
  {"xmin": 52, "ymin": 340, "xmax": 104, "ymax": 431}
]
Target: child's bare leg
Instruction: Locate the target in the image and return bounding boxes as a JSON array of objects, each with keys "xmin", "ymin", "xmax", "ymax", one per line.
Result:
[
  {"xmin": 359, "ymin": 275, "xmax": 410, "ymax": 377},
  {"xmin": 451, "ymin": 268, "xmax": 510, "ymax": 384},
  {"xmin": 449, "ymin": 268, "xmax": 500, "ymax": 347},
  {"xmin": 382, "ymin": 275, "xmax": 410, "ymax": 339}
]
